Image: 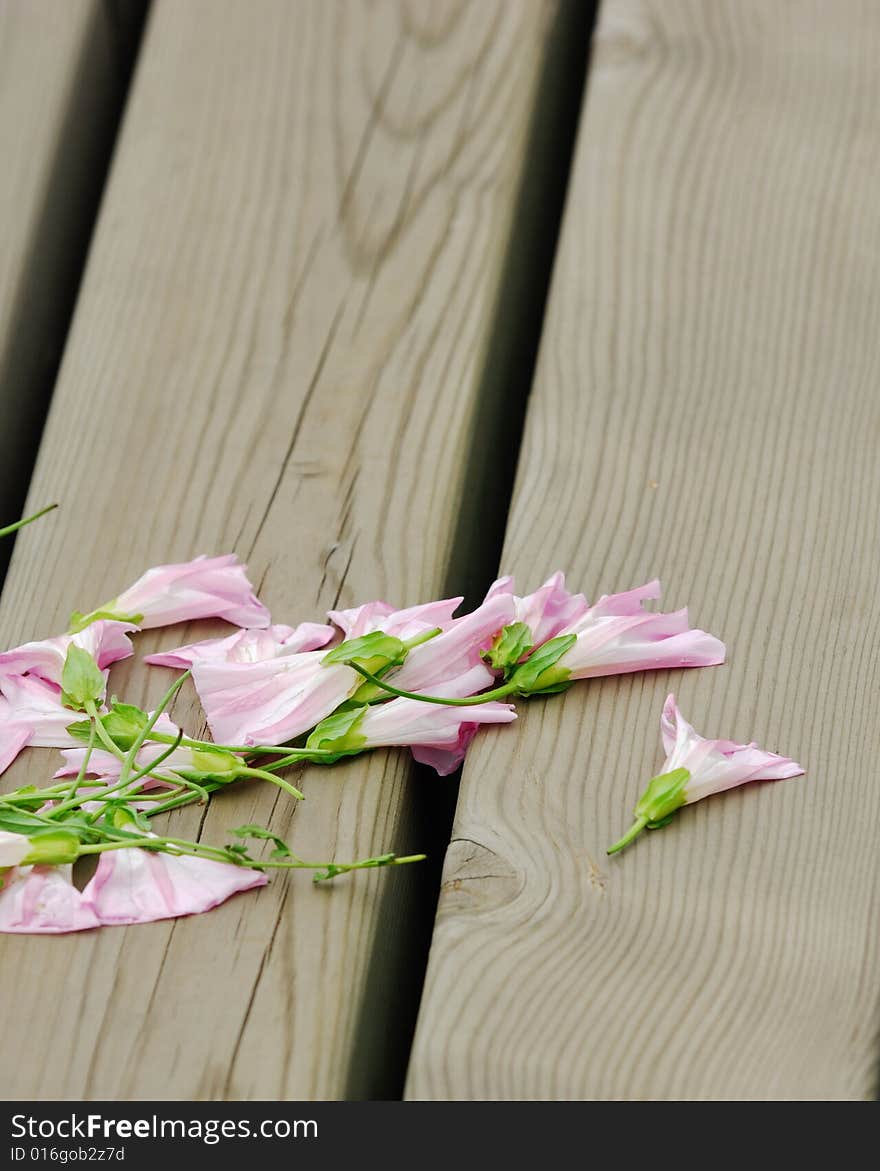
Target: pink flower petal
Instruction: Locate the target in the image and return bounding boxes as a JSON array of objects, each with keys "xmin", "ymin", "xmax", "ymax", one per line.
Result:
[
  {"xmin": 392, "ymin": 593, "xmax": 515, "ymax": 694},
  {"xmin": 556, "ymin": 581, "xmax": 725, "ymax": 680},
  {"xmin": 660, "ymin": 693, "xmax": 804, "ymax": 804},
  {"xmin": 0, "ymin": 620, "xmax": 136, "ymax": 687},
  {"xmin": 327, "ymin": 597, "xmax": 462, "ymax": 641},
  {"xmin": 144, "ymin": 622, "xmax": 334, "ymax": 669},
  {"xmin": 192, "ymin": 653, "xmax": 359, "ymax": 746},
  {"xmin": 0, "ymin": 865, "xmax": 100, "ymax": 934},
  {"xmin": 86, "ymin": 846, "xmax": 266, "ymax": 925},
  {"xmin": 112, "ymin": 554, "xmax": 270, "ymax": 629}
]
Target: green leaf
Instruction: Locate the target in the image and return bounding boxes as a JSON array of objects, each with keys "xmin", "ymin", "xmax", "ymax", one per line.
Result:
[
  {"xmin": 230, "ymin": 824, "xmax": 292, "ymax": 860},
  {"xmin": 482, "ymin": 622, "xmax": 533, "ymax": 674},
  {"xmin": 507, "ymin": 633, "xmax": 576, "ymax": 695},
  {"xmin": 304, "ymin": 706, "xmax": 368, "ymax": 762},
  {"xmin": 322, "ymin": 631, "xmax": 407, "ymax": 676},
  {"xmin": 0, "ymin": 806, "xmax": 55, "ymax": 836},
  {"xmin": 60, "ymin": 645, "xmax": 105, "ymax": 710},
  {"xmin": 67, "ymin": 702, "xmax": 151, "ymax": 751}
]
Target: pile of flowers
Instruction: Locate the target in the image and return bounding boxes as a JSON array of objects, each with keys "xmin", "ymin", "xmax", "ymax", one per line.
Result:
[{"xmin": 0, "ymin": 508, "xmax": 804, "ymax": 933}]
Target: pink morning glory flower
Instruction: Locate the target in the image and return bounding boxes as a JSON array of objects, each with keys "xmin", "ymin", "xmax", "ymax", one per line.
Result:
[
  {"xmin": 550, "ymin": 580, "xmax": 725, "ymax": 681},
  {"xmin": 192, "ymin": 652, "xmax": 360, "ymax": 746},
  {"xmin": 485, "ymin": 571, "xmax": 589, "ymax": 649},
  {"xmin": 0, "ymin": 620, "xmax": 135, "ymax": 688},
  {"xmin": 608, "ymin": 693, "xmax": 805, "ymax": 853},
  {"xmin": 72, "ymin": 554, "xmax": 270, "ymax": 631},
  {"xmin": 144, "ymin": 621, "xmax": 334, "ymax": 669}
]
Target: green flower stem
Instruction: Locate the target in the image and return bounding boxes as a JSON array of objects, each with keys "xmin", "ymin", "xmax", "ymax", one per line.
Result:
[
  {"xmin": 402, "ymin": 627, "xmax": 442, "ymax": 651},
  {"xmin": 348, "ymin": 664, "xmax": 517, "ymax": 706},
  {"xmin": 606, "ymin": 818, "xmax": 647, "ymax": 855},
  {"xmin": 146, "ymin": 730, "xmax": 328, "ymax": 758},
  {"xmin": 84, "ymin": 700, "xmax": 127, "ymax": 761},
  {"xmin": 236, "ymin": 766, "xmax": 305, "ymax": 801},
  {"xmin": 0, "ymin": 783, "xmax": 70, "ymax": 805},
  {"xmin": 75, "ymin": 834, "xmax": 426, "ymax": 879},
  {"xmin": 117, "ymin": 670, "xmax": 191, "ymax": 790},
  {"xmin": 0, "ymin": 502, "xmax": 58, "ymax": 539}
]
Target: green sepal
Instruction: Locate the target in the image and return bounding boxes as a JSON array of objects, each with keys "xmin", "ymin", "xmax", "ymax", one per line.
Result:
[
  {"xmin": 482, "ymin": 622, "xmax": 533, "ymax": 674},
  {"xmin": 100, "ymin": 802, "xmax": 151, "ymax": 834},
  {"xmin": 634, "ymin": 767, "xmax": 690, "ymax": 827},
  {"xmin": 507, "ymin": 633, "xmax": 575, "ymax": 695},
  {"xmin": 322, "ymin": 631, "xmax": 408, "ymax": 677},
  {"xmin": 67, "ymin": 701, "xmax": 150, "ymax": 752},
  {"xmin": 60, "ymin": 645, "xmax": 105, "ymax": 710},
  {"xmin": 22, "ymin": 829, "xmax": 81, "ymax": 866},
  {"xmin": 305, "ymin": 706, "xmax": 368, "ymax": 762},
  {"xmin": 229, "ymin": 824, "xmax": 292, "ymax": 861},
  {"xmin": 68, "ymin": 606, "xmax": 143, "ymax": 634}
]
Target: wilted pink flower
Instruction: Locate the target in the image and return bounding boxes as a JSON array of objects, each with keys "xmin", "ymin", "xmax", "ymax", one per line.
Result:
[
  {"xmin": 0, "ymin": 865, "xmax": 100, "ymax": 933},
  {"xmin": 390, "ymin": 592, "xmax": 515, "ymax": 695},
  {"xmin": 485, "ymin": 571, "xmax": 588, "ymax": 648},
  {"xmin": 144, "ymin": 622, "xmax": 334, "ymax": 669},
  {"xmin": 328, "ymin": 597, "xmax": 462, "ymax": 641},
  {"xmin": 86, "ymin": 840, "xmax": 266, "ymax": 926},
  {"xmin": 93, "ymin": 554, "xmax": 270, "ymax": 629},
  {"xmin": 0, "ymin": 675, "xmax": 83, "ymax": 774},
  {"xmin": 0, "ymin": 620, "xmax": 135, "ymax": 687},
  {"xmin": 553, "ymin": 580, "xmax": 725, "ymax": 680},
  {"xmin": 193, "ymin": 652, "xmax": 359, "ymax": 746},
  {"xmin": 356, "ymin": 677, "xmax": 517, "ymax": 776},
  {"xmin": 608, "ymin": 694, "xmax": 804, "ymax": 854},
  {"xmin": 659, "ymin": 694, "xmax": 804, "ymax": 804}
]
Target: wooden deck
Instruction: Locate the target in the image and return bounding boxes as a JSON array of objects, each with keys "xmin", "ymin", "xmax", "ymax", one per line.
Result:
[{"xmin": 1, "ymin": 0, "xmax": 878, "ymax": 1101}]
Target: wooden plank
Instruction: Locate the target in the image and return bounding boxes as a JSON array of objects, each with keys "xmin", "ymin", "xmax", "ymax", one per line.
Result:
[
  {"xmin": 407, "ymin": 0, "xmax": 880, "ymax": 1101},
  {"xmin": 0, "ymin": 0, "xmax": 142, "ymax": 558},
  {"xmin": 0, "ymin": 0, "xmax": 575, "ymax": 1099}
]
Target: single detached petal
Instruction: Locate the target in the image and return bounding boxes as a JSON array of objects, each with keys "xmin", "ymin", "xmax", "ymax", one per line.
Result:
[
  {"xmin": 0, "ymin": 865, "xmax": 101, "ymax": 934},
  {"xmin": 660, "ymin": 693, "xmax": 805, "ymax": 804},
  {"xmin": 327, "ymin": 597, "xmax": 462, "ymax": 641},
  {"xmin": 391, "ymin": 592, "xmax": 515, "ymax": 695},
  {"xmin": 86, "ymin": 844, "xmax": 266, "ymax": 926},
  {"xmin": 485, "ymin": 571, "xmax": 589, "ymax": 648},
  {"xmin": 192, "ymin": 652, "xmax": 359, "ymax": 746},
  {"xmin": 555, "ymin": 580, "xmax": 725, "ymax": 680},
  {"xmin": 144, "ymin": 622, "xmax": 334, "ymax": 669},
  {"xmin": 112, "ymin": 554, "xmax": 270, "ymax": 629},
  {"xmin": 0, "ymin": 620, "xmax": 136, "ymax": 688}
]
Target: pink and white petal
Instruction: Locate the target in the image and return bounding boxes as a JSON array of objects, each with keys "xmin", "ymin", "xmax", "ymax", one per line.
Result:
[
  {"xmin": 86, "ymin": 847, "xmax": 266, "ymax": 925},
  {"xmin": 392, "ymin": 593, "xmax": 515, "ymax": 692},
  {"xmin": 0, "ymin": 865, "xmax": 100, "ymax": 934}
]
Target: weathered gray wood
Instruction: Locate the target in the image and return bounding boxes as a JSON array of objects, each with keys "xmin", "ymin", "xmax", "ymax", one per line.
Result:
[
  {"xmin": 0, "ymin": 0, "xmax": 140, "ymax": 548},
  {"xmin": 407, "ymin": 0, "xmax": 880, "ymax": 1100},
  {"xmin": 0, "ymin": 0, "xmax": 571, "ymax": 1099}
]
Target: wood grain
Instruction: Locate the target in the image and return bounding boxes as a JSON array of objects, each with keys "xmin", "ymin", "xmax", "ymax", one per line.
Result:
[
  {"xmin": 0, "ymin": 0, "xmax": 137, "ymax": 539},
  {"xmin": 407, "ymin": 0, "xmax": 880, "ymax": 1100},
  {"xmin": 0, "ymin": 0, "xmax": 564, "ymax": 1099}
]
